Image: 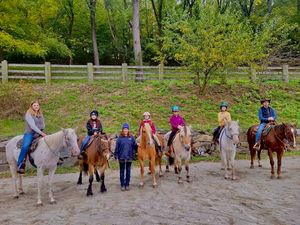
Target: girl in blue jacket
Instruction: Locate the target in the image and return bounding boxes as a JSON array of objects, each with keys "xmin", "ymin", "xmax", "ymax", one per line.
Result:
[{"xmin": 115, "ymin": 123, "xmax": 137, "ymax": 191}]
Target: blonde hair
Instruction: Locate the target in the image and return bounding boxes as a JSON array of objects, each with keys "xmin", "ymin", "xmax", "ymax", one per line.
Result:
[{"xmin": 27, "ymin": 100, "xmax": 43, "ymax": 117}]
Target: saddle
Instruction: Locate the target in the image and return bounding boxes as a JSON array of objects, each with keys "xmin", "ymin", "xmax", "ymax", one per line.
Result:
[
  {"xmin": 253, "ymin": 122, "xmax": 275, "ymax": 137},
  {"xmin": 16, "ymin": 134, "xmax": 42, "ymax": 154},
  {"xmin": 16, "ymin": 134, "xmax": 43, "ymax": 168}
]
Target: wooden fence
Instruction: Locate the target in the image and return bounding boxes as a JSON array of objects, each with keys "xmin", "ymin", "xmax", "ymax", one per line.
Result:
[{"xmin": 0, "ymin": 60, "xmax": 299, "ymax": 84}]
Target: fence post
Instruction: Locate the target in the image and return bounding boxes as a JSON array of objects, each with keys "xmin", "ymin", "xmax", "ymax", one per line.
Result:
[
  {"xmin": 159, "ymin": 63, "xmax": 164, "ymax": 81},
  {"xmin": 122, "ymin": 63, "xmax": 128, "ymax": 82},
  {"xmin": 250, "ymin": 67, "xmax": 257, "ymax": 82},
  {"xmin": 1, "ymin": 60, "xmax": 8, "ymax": 83},
  {"xmin": 282, "ymin": 64, "xmax": 289, "ymax": 83},
  {"xmin": 45, "ymin": 62, "xmax": 51, "ymax": 84},
  {"xmin": 87, "ymin": 63, "xmax": 94, "ymax": 84}
]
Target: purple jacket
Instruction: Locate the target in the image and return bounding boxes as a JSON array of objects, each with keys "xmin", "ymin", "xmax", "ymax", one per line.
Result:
[{"xmin": 170, "ymin": 115, "xmax": 185, "ymax": 131}]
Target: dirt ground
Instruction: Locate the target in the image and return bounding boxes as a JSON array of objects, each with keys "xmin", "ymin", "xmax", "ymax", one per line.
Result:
[{"xmin": 0, "ymin": 156, "xmax": 299, "ymax": 225}]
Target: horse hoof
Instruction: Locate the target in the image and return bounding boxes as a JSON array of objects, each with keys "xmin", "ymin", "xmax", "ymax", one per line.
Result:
[
  {"xmin": 147, "ymin": 171, "xmax": 151, "ymax": 175},
  {"xmin": 224, "ymin": 176, "xmax": 230, "ymax": 180},
  {"xmin": 165, "ymin": 169, "xmax": 170, "ymax": 173},
  {"xmin": 270, "ymin": 175, "xmax": 275, "ymax": 179},
  {"xmin": 101, "ymin": 187, "xmax": 107, "ymax": 193},
  {"xmin": 258, "ymin": 165, "xmax": 262, "ymax": 168},
  {"xmin": 86, "ymin": 191, "xmax": 93, "ymax": 196},
  {"xmin": 13, "ymin": 195, "xmax": 19, "ymax": 199},
  {"xmin": 159, "ymin": 173, "xmax": 163, "ymax": 177},
  {"xmin": 153, "ymin": 184, "xmax": 157, "ymax": 188},
  {"xmin": 232, "ymin": 177, "xmax": 237, "ymax": 180},
  {"xmin": 277, "ymin": 176, "xmax": 281, "ymax": 179},
  {"xmin": 139, "ymin": 183, "xmax": 144, "ymax": 188},
  {"xmin": 50, "ymin": 200, "xmax": 56, "ymax": 204},
  {"xmin": 178, "ymin": 179, "xmax": 183, "ymax": 184},
  {"xmin": 77, "ymin": 181, "xmax": 82, "ymax": 185},
  {"xmin": 19, "ymin": 191, "xmax": 25, "ymax": 195},
  {"xmin": 250, "ymin": 165, "xmax": 254, "ymax": 169},
  {"xmin": 187, "ymin": 178, "xmax": 192, "ymax": 183},
  {"xmin": 37, "ymin": 202, "xmax": 43, "ymax": 207}
]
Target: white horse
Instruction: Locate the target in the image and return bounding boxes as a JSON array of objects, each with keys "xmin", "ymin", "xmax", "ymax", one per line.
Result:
[
  {"xmin": 165, "ymin": 125, "xmax": 192, "ymax": 183},
  {"xmin": 5, "ymin": 128, "xmax": 80, "ymax": 205},
  {"xmin": 219, "ymin": 121, "xmax": 240, "ymax": 180}
]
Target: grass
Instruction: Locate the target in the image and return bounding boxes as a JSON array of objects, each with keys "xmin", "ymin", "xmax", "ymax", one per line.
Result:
[
  {"xmin": 0, "ymin": 78, "xmax": 299, "ymax": 138},
  {"xmin": 1, "ymin": 150, "xmax": 299, "ymax": 179}
]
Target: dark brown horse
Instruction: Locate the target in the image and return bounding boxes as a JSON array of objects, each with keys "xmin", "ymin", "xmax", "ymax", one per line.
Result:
[
  {"xmin": 247, "ymin": 123, "xmax": 297, "ymax": 178},
  {"xmin": 77, "ymin": 134, "xmax": 112, "ymax": 196}
]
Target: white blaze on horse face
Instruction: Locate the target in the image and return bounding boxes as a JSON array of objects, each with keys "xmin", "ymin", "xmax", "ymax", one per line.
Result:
[{"xmin": 68, "ymin": 129, "xmax": 80, "ymax": 156}]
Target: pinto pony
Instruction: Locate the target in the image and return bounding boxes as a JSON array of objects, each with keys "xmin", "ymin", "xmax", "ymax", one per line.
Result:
[
  {"xmin": 77, "ymin": 134, "xmax": 112, "ymax": 196},
  {"xmin": 247, "ymin": 123, "xmax": 297, "ymax": 178},
  {"xmin": 138, "ymin": 123, "xmax": 157, "ymax": 187}
]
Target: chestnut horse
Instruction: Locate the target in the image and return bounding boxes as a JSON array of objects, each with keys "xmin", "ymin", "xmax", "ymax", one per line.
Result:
[
  {"xmin": 77, "ymin": 134, "xmax": 112, "ymax": 196},
  {"xmin": 148, "ymin": 133, "xmax": 166, "ymax": 177},
  {"xmin": 138, "ymin": 123, "xmax": 157, "ymax": 187},
  {"xmin": 247, "ymin": 123, "xmax": 297, "ymax": 178}
]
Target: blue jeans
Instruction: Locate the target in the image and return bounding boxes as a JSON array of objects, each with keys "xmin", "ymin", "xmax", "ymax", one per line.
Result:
[
  {"xmin": 17, "ymin": 133, "xmax": 34, "ymax": 168},
  {"xmin": 80, "ymin": 135, "xmax": 91, "ymax": 153},
  {"xmin": 119, "ymin": 161, "xmax": 132, "ymax": 187},
  {"xmin": 255, "ymin": 123, "xmax": 267, "ymax": 143}
]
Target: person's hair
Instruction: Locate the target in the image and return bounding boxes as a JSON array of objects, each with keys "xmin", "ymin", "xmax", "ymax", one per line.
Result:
[
  {"xmin": 27, "ymin": 100, "xmax": 43, "ymax": 117},
  {"xmin": 119, "ymin": 130, "xmax": 131, "ymax": 137}
]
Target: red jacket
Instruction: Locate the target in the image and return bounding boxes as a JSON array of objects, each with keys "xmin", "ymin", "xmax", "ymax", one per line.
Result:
[{"xmin": 138, "ymin": 119, "xmax": 156, "ymax": 135}]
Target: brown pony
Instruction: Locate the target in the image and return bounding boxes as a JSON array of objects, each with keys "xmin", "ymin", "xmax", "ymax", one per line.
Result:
[
  {"xmin": 247, "ymin": 123, "xmax": 297, "ymax": 178},
  {"xmin": 77, "ymin": 134, "xmax": 112, "ymax": 196},
  {"xmin": 138, "ymin": 123, "xmax": 157, "ymax": 187}
]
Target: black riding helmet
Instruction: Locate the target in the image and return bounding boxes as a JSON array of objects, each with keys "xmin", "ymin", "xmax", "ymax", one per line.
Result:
[{"xmin": 90, "ymin": 110, "xmax": 99, "ymax": 117}]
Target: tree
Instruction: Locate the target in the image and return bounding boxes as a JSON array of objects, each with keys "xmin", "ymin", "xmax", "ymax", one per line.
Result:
[
  {"xmin": 87, "ymin": 0, "xmax": 100, "ymax": 65},
  {"xmin": 132, "ymin": 0, "xmax": 143, "ymax": 80},
  {"xmin": 162, "ymin": 5, "xmax": 271, "ymax": 93},
  {"xmin": 238, "ymin": 0, "xmax": 255, "ymax": 17}
]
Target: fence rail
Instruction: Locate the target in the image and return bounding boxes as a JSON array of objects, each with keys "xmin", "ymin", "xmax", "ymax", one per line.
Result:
[{"xmin": 1, "ymin": 60, "xmax": 300, "ymax": 84}]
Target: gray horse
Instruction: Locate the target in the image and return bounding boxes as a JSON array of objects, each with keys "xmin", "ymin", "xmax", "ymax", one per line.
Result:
[
  {"xmin": 219, "ymin": 121, "xmax": 240, "ymax": 180},
  {"xmin": 5, "ymin": 128, "xmax": 80, "ymax": 206}
]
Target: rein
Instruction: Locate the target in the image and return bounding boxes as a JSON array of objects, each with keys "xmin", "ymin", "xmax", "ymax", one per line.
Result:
[{"xmin": 271, "ymin": 125, "xmax": 288, "ymax": 149}]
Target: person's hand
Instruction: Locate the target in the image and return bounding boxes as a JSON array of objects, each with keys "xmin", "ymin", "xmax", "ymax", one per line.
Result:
[
  {"xmin": 41, "ymin": 132, "xmax": 47, "ymax": 137},
  {"xmin": 268, "ymin": 117, "xmax": 274, "ymax": 121},
  {"xmin": 178, "ymin": 125, "xmax": 183, "ymax": 129},
  {"xmin": 94, "ymin": 131, "xmax": 98, "ymax": 135}
]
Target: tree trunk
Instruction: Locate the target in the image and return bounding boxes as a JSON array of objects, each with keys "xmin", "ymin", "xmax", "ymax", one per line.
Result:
[
  {"xmin": 132, "ymin": 0, "xmax": 143, "ymax": 81},
  {"xmin": 151, "ymin": 0, "xmax": 164, "ymax": 53},
  {"xmin": 87, "ymin": 0, "xmax": 100, "ymax": 65},
  {"xmin": 267, "ymin": 0, "xmax": 273, "ymax": 13}
]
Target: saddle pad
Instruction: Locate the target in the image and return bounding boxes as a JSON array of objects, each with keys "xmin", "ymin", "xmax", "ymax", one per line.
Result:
[
  {"xmin": 16, "ymin": 135, "xmax": 42, "ymax": 153},
  {"xmin": 262, "ymin": 125, "xmax": 274, "ymax": 137}
]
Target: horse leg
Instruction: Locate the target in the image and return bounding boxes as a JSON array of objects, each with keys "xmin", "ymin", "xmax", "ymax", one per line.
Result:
[
  {"xmin": 249, "ymin": 145, "xmax": 256, "ymax": 169},
  {"xmin": 48, "ymin": 167, "xmax": 57, "ymax": 204},
  {"xmin": 87, "ymin": 165, "xmax": 94, "ymax": 196},
  {"xmin": 258, "ymin": 150, "xmax": 262, "ymax": 167},
  {"xmin": 95, "ymin": 169, "xmax": 101, "ymax": 182},
  {"xmin": 158, "ymin": 154, "xmax": 163, "ymax": 177},
  {"xmin": 267, "ymin": 149, "xmax": 275, "ymax": 179},
  {"xmin": 139, "ymin": 159, "xmax": 145, "ymax": 188},
  {"xmin": 176, "ymin": 158, "xmax": 183, "ymax": 184},
  {"xmin": 230, "ymin": 149, "xmax": 237, "ymax": 180},
  {"xmin": 37, "ymin": 167, "xmax": 44, "ymax": 206},
  {"xmin": 18, "ymin": 174, "xmax": 25, "ymax": 195},
  {"xmin": 222, "ymin": 150, "xmax": 229, "ymax": 179},
  {"xmin": 151, "ymin": 156, "xmax": 157, "ymax": 188},
  {"xmin": 100, "ymin": 173, "xmax": 107, "ymax": 193},
  {"xmin": 185, "ymin": 159, "xmax": 191, "ymax": 182},
  {"xmin": 9, "ymin": 163, "xmax": 19, "ymax": 198},
  {"xmin": 277, "ymin": 150, "xmax": 283, "ymax": 179},
  {"xmin": 77, "ymin": 162, "xmax": 83, "ymax": 185}
]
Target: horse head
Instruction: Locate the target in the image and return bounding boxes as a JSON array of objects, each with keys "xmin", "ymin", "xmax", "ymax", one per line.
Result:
[
  {"xmin": 283, "ymin": 123, "xmax": 297, "ymax": 149},
  {"xmin": 94, "ymin": 134, "xmax": 111, "ymax": 160},
  {"xmin": 62, "ymin": 128, "xmax": 80, "ymax": 156},
  {"xmin": 142, "ymin": 123, "xmax": 154, "ymax": 146},
  {"xmin": 178, "ymin": 125, "xmax": 192, "ymax": 151},
  {"xmin": 225, "ymin": 121, "xmax": 240, "ymax": 145}
]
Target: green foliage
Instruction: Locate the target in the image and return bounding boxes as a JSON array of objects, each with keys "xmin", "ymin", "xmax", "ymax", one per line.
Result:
[{"xmin": 162, "ymin": 4, "xmax": 272, "ymax": 92}]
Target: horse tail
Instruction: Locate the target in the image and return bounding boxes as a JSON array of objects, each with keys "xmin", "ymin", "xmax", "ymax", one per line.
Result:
[
  {"xmin": 83, "ymin": 162, "xmax": 89, "ymax": 174},
  {"xmin": 168, "ymin": 156, "xmax": 174, "ymax": 166}
]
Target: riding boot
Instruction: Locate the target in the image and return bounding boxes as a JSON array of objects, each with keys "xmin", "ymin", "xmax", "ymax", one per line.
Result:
[
  {"xmin": 253, "ymin": 140, "xmax": 261, "ymax": 151},
  {"xmin": 17, "ymin": 160, "xmax": 26, "ymax": 174}
]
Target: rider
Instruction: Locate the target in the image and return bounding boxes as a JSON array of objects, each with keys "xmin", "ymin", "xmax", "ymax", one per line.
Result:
[
  {"xmin": 167, "ymin": 105, "xmax": 185, "ymax": 151},
  {"xmin": 79, "ymin": 110, "xmax": 103, "ymax": 156},
  {"xmin": 253, "ymin": 98, "xmax": 277, "ymax": 150},
  {"xmin": 137, "ymin": 112, "xmax": 161, "ymax": 151},
  {"xmin": 212, "ymin": 101, "xmax": 232, "ymax": 144},
  {"xmin": 17, "ymin": 101, "xmax": 47, "ymax": 174}
]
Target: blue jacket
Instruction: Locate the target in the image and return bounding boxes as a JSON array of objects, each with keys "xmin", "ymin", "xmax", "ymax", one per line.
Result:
[
  {"xmin": 258, "ymin": 107, "xmax": 277, "ymax": 123},
  {"xmin": 115, "ymin": 135, "xmax": 137, "ymax": 161}
]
